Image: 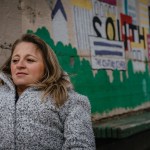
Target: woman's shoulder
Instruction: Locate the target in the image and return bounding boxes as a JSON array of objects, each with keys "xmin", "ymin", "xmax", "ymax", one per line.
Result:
[
  {"xmin": 61, "ymin": 90, "xmax": 91, "ymax": 112},
  {"xmin": 58, "ymin": 90, "xmax": 91, "ymax": 123},
  {"xmin": 0, "ymin": 82, "xmax": 9, "ymax": 92},
  {"xmin": 0, "ymin": 72, "xmax": 15, "ymax": 91},
  {"xmin": 0, "ymin": 84, "xmax": 13, "ymax": 100},
  {"xmin": 68, "ymin": 90, "xmax": 89, "ymax": 104}
]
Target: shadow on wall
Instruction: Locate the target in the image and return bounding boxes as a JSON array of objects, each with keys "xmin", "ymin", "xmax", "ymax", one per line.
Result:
[{"xmin": 27, "ymin": 27, "xmax": 150, "ymax": 115}]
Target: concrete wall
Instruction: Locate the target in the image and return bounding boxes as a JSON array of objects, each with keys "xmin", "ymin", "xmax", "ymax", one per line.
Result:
[
  {"xmin": 0, "ymin": 0, "xmax": 22, "ymax": 64},
  {"xmin": 1, "ymin": 0, "xmax": 150, "ymax": 120}
]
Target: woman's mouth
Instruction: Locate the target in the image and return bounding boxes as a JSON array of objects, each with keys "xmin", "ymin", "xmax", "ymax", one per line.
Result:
[{"xmin": 16, "ymin": 72, "xmax": 28, "ymax": 77}]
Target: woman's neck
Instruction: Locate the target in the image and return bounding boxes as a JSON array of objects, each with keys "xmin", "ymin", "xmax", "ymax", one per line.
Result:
[{"xmin": 17, "ymin": 86, "xmax": 26, "ymax": 96}]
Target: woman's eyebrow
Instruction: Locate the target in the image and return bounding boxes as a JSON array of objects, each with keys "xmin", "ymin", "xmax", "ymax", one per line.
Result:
[
  {"xmin": 12, "ymin": 54, "xmax": 20, "ymax": 58},
  {"xmin": 25, "ymin": 54, "xmax": 37, "ymax": 59},
  {"xmin": 12, "ymin": 54, "xmax": 37, "ymax": 59}
]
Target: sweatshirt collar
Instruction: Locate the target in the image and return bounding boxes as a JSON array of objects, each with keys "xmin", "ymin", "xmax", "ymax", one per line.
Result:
[{"xmin": 0, "ymin": 72, "xmax": 15, "ymax": 91}]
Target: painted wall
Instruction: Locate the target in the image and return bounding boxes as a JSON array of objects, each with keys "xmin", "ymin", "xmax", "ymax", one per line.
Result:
[{"xmin": 1, "ymin": 0, "xmax": 150, "ymax": 120}]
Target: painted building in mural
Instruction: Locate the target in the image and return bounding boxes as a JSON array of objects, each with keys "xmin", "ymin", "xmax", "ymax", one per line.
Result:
[{"xmin": 1, "ymin": 0, "xmax": 150, "ymax": 120}]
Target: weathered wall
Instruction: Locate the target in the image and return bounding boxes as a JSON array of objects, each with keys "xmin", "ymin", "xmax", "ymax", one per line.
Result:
[
  {"xmin": 1, "ymin": 0, "xmax": 150, "ymax": 119},
  {"xmin": 0, "ymin": 0, "xmax": 22, "ymax": 64}
]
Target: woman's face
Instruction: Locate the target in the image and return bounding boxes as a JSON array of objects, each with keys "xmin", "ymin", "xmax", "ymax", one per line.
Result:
[{"xmin": 11, "ymin": 41, "xmax": 45, "ymax": 93}]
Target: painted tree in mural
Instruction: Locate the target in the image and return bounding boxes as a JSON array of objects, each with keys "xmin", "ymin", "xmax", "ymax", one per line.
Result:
[{"xmin": 28, "ymin": 27, "xmax": 150, "ymax": 114}]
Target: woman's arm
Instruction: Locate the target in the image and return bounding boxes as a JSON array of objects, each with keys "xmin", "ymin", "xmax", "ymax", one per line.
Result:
[{"xmin": 62, "ymin": 95, "xmax": 96, "ymax": 150}]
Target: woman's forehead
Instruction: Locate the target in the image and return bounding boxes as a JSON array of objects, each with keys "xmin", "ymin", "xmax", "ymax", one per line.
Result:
[{"xmin": 12, "ymin": 42, "xmax": 43, "ymax": 57}]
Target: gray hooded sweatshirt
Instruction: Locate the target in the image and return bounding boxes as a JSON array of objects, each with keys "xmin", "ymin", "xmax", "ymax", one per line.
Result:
[{"xmin": 0, "ymin": 72, "xmax": 95, "ymax": 150}]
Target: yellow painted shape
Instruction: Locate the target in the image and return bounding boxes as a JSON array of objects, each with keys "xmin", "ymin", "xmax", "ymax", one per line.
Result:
[
  {"xmin": 131, "ymin": 42, "xmax": 143, "ymax": 49},
  {"xmin": 71, "ymin": 0, "xmax": 92, "ymax": 10},
  {"xmin": 131, "ymin": 28, "xmax": 148, "ymax": 50},
  {"xmin": 140, "ymin": 13, "xmax": 148, "ymax": 18},
  {"xmin": 107, "ymin": 14, "xmax": 116, "ymax": 20},
  {"xmin": 139, "ymin": 3, "xmax": 147, "ymax": 10},
  {"xmin": 139, "ymin": 2, "xmax": 149, "ymax": 26},
  {"xmin": 139, "ymin": 20, "xmax": 149, "ymax": 26},
  {"xmin": 139, "ymin": 0, "xmax": 148, "ymax": 5},
  {"xmin": 144, "ymin": 28, "xmax": 148, "ymax": 49},
  {"xmin": 107, "ymin": 21, "xmax": 116, "ymax": 40}
]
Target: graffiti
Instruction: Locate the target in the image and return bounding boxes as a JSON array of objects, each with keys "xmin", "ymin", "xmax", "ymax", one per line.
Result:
[
  {"xmin": 120, "ymin": 13, "xmax": 132, "ymax": 50},
  {"xmin": 131, "ymin": 47, "xmax": 145, "ymax": 72},
  {"xmin": 139, "ymin": 0, "xmax": 149, "ymax": 28},
  {"xmin": 72, "ymin": 0, "xmax": 147, "ymax": 51},
  {"xmin": 90, "ymin": 37, "xmax": 125, "ymax": 70},
  {"xmin": 30, "ymin": 27, "xmax": 150, "ymax": 115},
  {"xmin": 95, "ymin": 1, "xmax": 117, "ymax": 18},
  {"xmin": 147, "ymin": 35, "xmax": 150, "ymax": 58},
  {"xmin": 72, "ymin": 0, "xmax": 148, "ymax": 71},
  {"xmin": 132, "ymin": 49, "xmax": 144, "ymax": 61},
  {"xmin": 71, "ymin": 0, "xmax": 92, "ymax": 10},
  {"xmin": 92, "ymin": 13, "xmax": 147, "ymax": 51},
  {"xmin": 51, "ymin": 0, "xmax": 68, "ymax": 45},
  {"xmin": 72, "ymin": 0, "xmax": 148, "ymax": 52},
  {"xmin": 98, "ymin": 0, "xmax": 116, "ymax": 6},
  {"xmin": 105, "ymin": 17, "xmax": 116, "ymax": 40},
  {"xmin": 72, "ymin": 0, "xmax": 118, "ymax": 50},
  {"xmin": 51, "ymin": 0, "xmax": 67, "ymax": 20},
  {"xmin": 94, "ymin": 58, "xmax": 126, "ymax": 70},
  {"xmin": 93, "ymin": 16, "xmax": 102, "ymax": 38},
  {"xmin": 126, "ymin": 0, "xmax": 137, "ymax": 24},
  {"xmin": 24, "ymin": 0, "xmax": 150, "ymax": 117},
  {"xmin": 73, "ymin": 6, "xmax": 94, "ymax": 50},
  {"xmin": 147, "ymin": 34, "xmax": 150, "ymax": 70},
  {"xmin": 138, "ymin": 27, "xmax": 146, "ymax": 49},
  {"xmin": 93, "ymin": 16, "xmax": 116, "ymax": 40}
]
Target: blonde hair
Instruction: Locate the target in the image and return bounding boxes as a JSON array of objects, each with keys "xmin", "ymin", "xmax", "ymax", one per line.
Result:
[{"xmin": 1, "ymin": 33, "xmax": 72, "ymax": 106}]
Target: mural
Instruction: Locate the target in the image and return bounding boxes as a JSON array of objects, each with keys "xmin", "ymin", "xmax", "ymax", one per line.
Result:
[
  {"xmin": 51, "ymin": 0, "xmax": 68, "ymax": 45},
  {"xmin": 90, "ymin": 37, "xmax": 125, "ymax": 70},
  {"xmin": 70, "ymin": 0, "xmax": 149, "ymax": 71},
  {"xmin": 27, "ymin": 27, "xmax": 150, "ymax": 119},
  {"xmin": 147, "ymin": 34, "xmax": 150, "ymax": 70},
  {"xmin": 25, "ymin": 0, "xmax": 150, "ymax": 119},
  {"xmin": 125, "ymin": 0, "xmax": 137, "ymax": 24},
  {"xmin": 49, "ymin": 0, "xmax": 150, "ymax": 118},
  {"xmin": 138, "ymin": 0, "xmax": 149, "ymax": 28}
]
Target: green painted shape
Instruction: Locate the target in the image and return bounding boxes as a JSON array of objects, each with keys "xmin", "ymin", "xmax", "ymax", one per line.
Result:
[{"xmin": 27, "ymin": 27, "xmax": 150, "ymax": 114}]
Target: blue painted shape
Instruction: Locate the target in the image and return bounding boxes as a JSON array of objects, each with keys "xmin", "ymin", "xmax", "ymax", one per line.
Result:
[
  {"xmin": 94, "ymin": 41, "xmax": 123, "ymax": 48},
  {"xmin": 95, "ymin": 50, "xmax": 123, "ymax": 56},
  {"xmin": 124, "ymin": 0, "xmax": 128, "ymax": 14},
  {"xmin": 51, "ymin": 0, "xmax": 67, "ymax": 21}
]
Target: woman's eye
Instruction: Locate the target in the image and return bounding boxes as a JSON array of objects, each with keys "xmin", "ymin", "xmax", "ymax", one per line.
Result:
[
  {"xmin": 26, "ymin": 59, "xmax": 35, "ymax": 63},
  {"xmin": 12, "ymin": 59, "xmax": 19, "ymax": 63}
]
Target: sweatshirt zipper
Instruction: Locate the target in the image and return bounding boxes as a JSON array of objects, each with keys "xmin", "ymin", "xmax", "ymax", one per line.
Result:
[
  {"xmin": 14, "ymin": 91, "xmax": 18, "ymax": 150},
  {"xmin": 14, "ymin": 103, "xmax": 17, "ymax": 150}
]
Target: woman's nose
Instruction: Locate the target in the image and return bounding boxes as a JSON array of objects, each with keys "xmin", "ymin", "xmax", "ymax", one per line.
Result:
[{"xmin": 16, "ymin": 60, "xmax": 25, "ymax": 68}]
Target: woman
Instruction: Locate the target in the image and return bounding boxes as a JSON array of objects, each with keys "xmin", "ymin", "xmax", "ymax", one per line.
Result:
[{"xmin": 0, "ymin": 34, "xmax": 95, "ymax": 150}]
